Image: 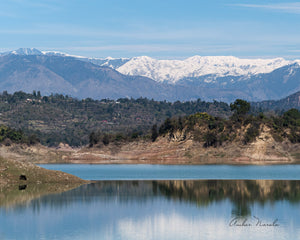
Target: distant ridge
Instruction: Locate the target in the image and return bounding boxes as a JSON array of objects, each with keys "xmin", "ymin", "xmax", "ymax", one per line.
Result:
[
  {"xmin": 117, "ymin": 55, "xmax": 298, "ymax": 83},
  {"xmin": 0, "ymin": 48, "xmax": 300, "ymax": 102},
  {"xmin": 0, "ymin": 48, "xmax": 43, "ymax": 56},
  {"xmin": 0, "ymin": 48, "xmax": 130, "ymax": 69},
  {"xmin": 0, "ymin": 53, "xmax": 172, "ymax": 100},
  {"xmin": 252, "ymin": 91, "xmax": 300, "ymax": 112},
  {"xmin": 2, "ymin": 48, "xmax": 300, "ymax": 83}
]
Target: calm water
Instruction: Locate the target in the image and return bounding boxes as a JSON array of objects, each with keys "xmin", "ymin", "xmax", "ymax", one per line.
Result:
[
  {"xmin": 1, "ymin": 180, "xmax": 300, "ymax": 240},
  {"xmin": 2, "ymin": 165, "xmax": 300, "ymax": 239},
  {"xmin": 39, "ymin": 164, "xmax": 300, "ymax": 180}
]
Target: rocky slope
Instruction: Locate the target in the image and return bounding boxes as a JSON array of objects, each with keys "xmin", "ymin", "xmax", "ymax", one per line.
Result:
[
  {"xmin": 4, "ymin": 124, "xmax": 299, "ymax": 165},
  {"xmin": 63, "ymin": 129, "xmax": 299, "ymax": 165}
]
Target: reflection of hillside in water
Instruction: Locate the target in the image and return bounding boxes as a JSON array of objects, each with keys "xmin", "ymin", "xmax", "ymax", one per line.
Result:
[
  {"xmin": 156, "ymin": 180, "xmax": 300, "ymax": 216},
  {"xmin": 3, "ymin": 180, "xmax": 300, "ymax": 216},
  {"xmin": 0, "ymin": 183, "xmax": 83, "ymax": 209}
]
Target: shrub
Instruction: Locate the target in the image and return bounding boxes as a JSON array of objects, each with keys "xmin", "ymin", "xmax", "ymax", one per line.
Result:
[
  {"xmin": 151, "ymin": 124, "xmax": 158, "ymax": 142},
  {"xmin": 244, "ymin": 123, "xmax": 260, "ymax": 144},
  {"xmin": 203, "ymin": 132, "xmax": 218, "ymax": 148},
  {"xmin": 102, "ymin": 134, "xmax": 110, "ymax": 145}
]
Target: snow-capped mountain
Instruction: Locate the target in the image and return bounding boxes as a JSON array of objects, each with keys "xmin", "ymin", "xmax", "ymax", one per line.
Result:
[
  {"xmin": 117, "ymin": 55, "xmax": 300, "ymax": 83},
  {"xmin": 1, "ymin": 48, "xmax": 300, "ymax": 102},
  {"xmin": 42, "ymin": 50, "xmax": 130, "ymax": 68},
  {"xmin": 0, "ymin": 48, "xmax": 43, "ymax": 56},
  {"xmin": 0, "ymin": 48, "xmax": 129, "ymax": 69},
  {"xmin": 3, "ymin": 48, "xmax": 299, "ymax": 84}
]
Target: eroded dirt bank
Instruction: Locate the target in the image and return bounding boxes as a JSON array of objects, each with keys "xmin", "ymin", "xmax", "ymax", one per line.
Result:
[
  {"xmin": 64, "ymin": 138, "xmax": 299, "ymax": 165},
  {"xmin": 1, "ymin": 126, "xmax": 299, "ymax": 165}
]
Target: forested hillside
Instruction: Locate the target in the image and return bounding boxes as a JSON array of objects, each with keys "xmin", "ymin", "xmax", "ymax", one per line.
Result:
[
  {"xmin": 252, "ymin": 90, "xmax": 300, "ymax": 113},
  {"xmin": 0, "ymin": 91, "xmax": 230, "ymax": 146},
  {"xmin": 154, "ymin": 103, "xmax": 300, "ymax": 147}
]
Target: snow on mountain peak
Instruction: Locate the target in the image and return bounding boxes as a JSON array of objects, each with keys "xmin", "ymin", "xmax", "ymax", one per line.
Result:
[
  {"xmin": 117, "ymin": 55, "xmax": 294, "ymax": 83},
  {"xmin": 131, "ymin": 56, "xmax": 155, "ymax": 62},
  {"xmin": 10, "ymin": 48, "xmax": 42, "ymax": 55},
  {"xmin": 294, "ymin": 60, "xmax": 300, "ymax": 66},
  {"xmin": 1, "ymin": 49, "xmax": 299, "ymax": 84},
  {"xmin": 41, "ymin": 50, "xmax": 87, "ymax": 59}
]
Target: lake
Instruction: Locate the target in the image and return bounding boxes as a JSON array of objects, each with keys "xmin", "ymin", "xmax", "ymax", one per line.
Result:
[
  {"xmin": 39, "ymin": 164, "xmax": 300, "ymax": 180},
  {"xmin": 1, "ymin": 165, "xmax": 300, "ymax": 240}
]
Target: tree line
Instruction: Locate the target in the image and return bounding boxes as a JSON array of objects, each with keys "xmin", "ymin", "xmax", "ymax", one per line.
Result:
[
  {"xmin": 0, "ymin": 91, "xmax": 230, "ymax": 146},
  {"xmin": 149, "ymin": 99, "xmax": 300, "ymax": 147}
]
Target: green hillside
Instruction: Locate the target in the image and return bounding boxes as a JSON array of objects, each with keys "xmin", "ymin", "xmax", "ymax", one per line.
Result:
[{"xmin": 0, "ymin": 91, "xmax": 230, "ymax": 146}]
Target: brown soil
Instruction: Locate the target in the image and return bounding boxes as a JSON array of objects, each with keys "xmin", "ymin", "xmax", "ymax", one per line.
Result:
[
  {"xmin": 0, "ymin": 147, "xmax": 88, "ymax": 208},
  {"xmin": 0, "ymin": 155, "xmax": 88, "ymax": 188},
  {"xmin": 1, "ymin": 125, "xmax": 300, "ymax": 165},
  {"xmin": 59, "ymin": 125, "xmax": 299, "ymax": 165}
]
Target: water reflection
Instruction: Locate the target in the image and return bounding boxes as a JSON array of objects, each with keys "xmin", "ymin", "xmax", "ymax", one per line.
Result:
[
  {"xmin": 0, "ymin": 182, "xmax": 84, "ymax": 209},
  {"xmin": 1, "ymin": 180, "xmax": 300, "ymax": 240},
  {"xmin": 155, "ymin": 180, "xmax": 300, "ymax": 216}
]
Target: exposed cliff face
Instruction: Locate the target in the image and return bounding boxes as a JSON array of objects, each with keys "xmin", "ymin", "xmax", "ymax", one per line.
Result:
[
  {"xmin": 61, "ymin": 124, "xmax": 299, "ymax": 164},
  {"xmin": 1, "ymin": 123, "xmax": 299, "ymax": 165},
  {"xmin": 243, "ymin": 125, "xmax": 289, "ymax": 162}
]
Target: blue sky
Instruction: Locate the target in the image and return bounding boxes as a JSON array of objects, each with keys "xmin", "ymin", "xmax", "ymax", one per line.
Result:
[{"xmin": 1, "ymin": 0, "xmax": 300, "ymax": 59}]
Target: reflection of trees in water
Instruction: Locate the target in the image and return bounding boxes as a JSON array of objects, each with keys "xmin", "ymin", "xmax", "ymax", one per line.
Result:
[
  {"xmin": 27, "ymin": 181, "xmax": 159, "ymax": 210},
  {"xmin": 0, "ymin": 183, "xmax": 82, "ymax": 210},
  {"xmin": 156, "ymin": 180, "xmax": 300, "ymax": 217},
  {"xmin": 5, "ymin": 180, "xmax": 300, "ymax": 216},
  {"xmin": 231, "ymin": 199, "xmax": 251, "ymax": 217}
]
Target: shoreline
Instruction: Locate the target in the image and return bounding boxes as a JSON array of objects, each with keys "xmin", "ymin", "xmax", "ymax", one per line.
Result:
[
  {"xmin": 0, "ymin": 155, "xmax": 88, "ymax": 188},
  {"xmin": 53, "ymin": 159, "xmax": 297, "ymax": 165},
  {"xmin": 1, "ymin": 131, "xmax": 300, "ymax": 166},
  {"xmin": 38, "ymin": 161, "xmax": 300, "ymax": 165}
]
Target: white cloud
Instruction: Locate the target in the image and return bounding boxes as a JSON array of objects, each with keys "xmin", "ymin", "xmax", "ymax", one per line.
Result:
[
  {"xmin": 288, "ymin": 49, "xmax": 300, "ymax": 52},
  {"xmin": 53, "ymin": 44, "xmax": 248, "ymax": 58},
  {"xmin": 2, "ymin": 20, "xmax": 299, "ymax": 46},
  {"xmin": 234, "ymin": 3, "xmax": 300, "ymax": 14},
  {"xmin": 5, "ymin": 23, "xmax": 222, "ymax": 41},
  {"xmin": 37, "ymin": 42, "xmax": 300, "ymax": 60},
  {"xmin": 10, "ymin": 0, "xmax": 61, "ymax": 11}
]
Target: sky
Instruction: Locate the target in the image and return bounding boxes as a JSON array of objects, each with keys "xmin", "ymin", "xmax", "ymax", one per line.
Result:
[{"xmin": 1, "ymin": 0, "xmax": 300, "ymax": 59}]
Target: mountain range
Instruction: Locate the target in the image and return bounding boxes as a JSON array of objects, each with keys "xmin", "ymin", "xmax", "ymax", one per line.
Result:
[{"xmin": 0, "ymin": 48, "xmax": 300, "ymax": 102}]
